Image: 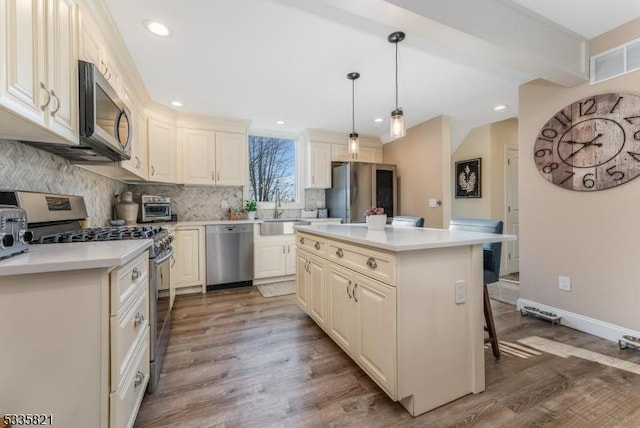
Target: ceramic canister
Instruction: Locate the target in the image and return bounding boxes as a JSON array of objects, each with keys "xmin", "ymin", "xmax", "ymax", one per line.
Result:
[{"xmin": 115, "ymin": 191, "xmax": 139, "ymax": 225}]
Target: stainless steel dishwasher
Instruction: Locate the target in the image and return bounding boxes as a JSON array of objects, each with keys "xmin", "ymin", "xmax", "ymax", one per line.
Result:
[{"xmin": 206, "ymin": 224, "xmax": 254, "ymax": 288}]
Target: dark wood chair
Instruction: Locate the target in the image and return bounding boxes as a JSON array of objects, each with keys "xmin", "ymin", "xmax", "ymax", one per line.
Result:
[
  {"xmin": 391, "ymin": 216, "xmax": 425, "ymax": 227},
  {"xmin": 449, "ymin": 218, "xmax": 503, "ymax": 359}
]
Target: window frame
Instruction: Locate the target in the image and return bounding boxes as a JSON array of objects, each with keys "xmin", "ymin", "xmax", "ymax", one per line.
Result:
[{"xmin": 245, "ymin": 129, "xmax": 304, "ymax": 210}]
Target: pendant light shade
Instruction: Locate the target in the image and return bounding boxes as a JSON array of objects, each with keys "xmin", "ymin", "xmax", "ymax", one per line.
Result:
[
  {"xmin": 388, "ymin": 31, "xmax": 406, "ymax": 138},
  {"xmin": 347, "ymin": 72, "xmax": 360, "ymax": 155}
]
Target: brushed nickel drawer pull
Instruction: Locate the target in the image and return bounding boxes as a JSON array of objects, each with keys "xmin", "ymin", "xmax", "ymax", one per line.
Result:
[
  {"xmin": 353, "ymin": 283, "xmax": 358, "ymax": 302},
  {"xmin": 299, "ymin": 237, "xmax": 305, "ymax": 244},
  {"xmin": 131, "ymin": 267, "xmax": 141, "ymax": 280},
  {"xmin": 314, "ymin": 242, "xmax": 320, "ymax": 250},
  {"xmin": 40, "ymin": 82, "xmax": 51, "ymax": 109},
  {"xmin": 346, "ymin": 280, "xmax": 352, "ymax": 299},
  {"xmin": 336, "ymin": 248, "xmax": 343, "ymax": 258},
  {"xmin": 50, "ymin": 90, "xmax": 60, "ymax": 115},
  {"xmin": 151, "ymin": 165, "xmax": 155, "ymax": 176},
  {"xmin": 134, "ymin": 312, "xmax": 145, "ymax": 327},
  {"xmin": 134, "ymin": 371, "xmax": 145, "ymax": 388},
  {"xmin": 366, "ymin": 258, "xmax": 377, "ymax": 269}
]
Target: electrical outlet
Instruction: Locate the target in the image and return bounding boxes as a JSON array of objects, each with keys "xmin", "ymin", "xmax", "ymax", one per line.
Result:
[
  {"xmin": 221, "ymin": 200, "xmax": 229, "ymax": 209},
  {"xmin": 455, "ymin": 280, "xmax": 466, "ymax": 304},
  {"xmin": 559, "ymin": 275, "xmax": 571, "ymax": 291},
  {"xmin": 428, "ymin": 198, "xmax": 438, "ymax": 208}
]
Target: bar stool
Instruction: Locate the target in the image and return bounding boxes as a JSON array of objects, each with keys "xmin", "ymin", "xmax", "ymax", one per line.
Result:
[
  {"xmin": 391, "ymin": 216, "xmax": 425, "ymax": 227},
  {"xmin": 449, "ymin": 218, "xmax": 503, "ymax": 359}
]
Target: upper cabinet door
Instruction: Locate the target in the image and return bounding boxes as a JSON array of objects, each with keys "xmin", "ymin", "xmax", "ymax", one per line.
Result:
[
  {"xmin": 308, "ymin": 142, "xmax": 331, "ymax": 188},
  {"xmin": 148, "ymin": 117, "xmax": 176, "ymax": 182},
  {"xmin": 215, "ymin": 132, "xmax": 247, "ymax": 186},
  {"xmin": 46, "ymin": 0, "xmax": 77, "ymax": 143},
  {"xmin": 1, "ymin": 0, "xmax": 47, "ymax": 126},
  {"xmin": 181, "ymin": 128, "xmax": 216, "ymax": 185}
]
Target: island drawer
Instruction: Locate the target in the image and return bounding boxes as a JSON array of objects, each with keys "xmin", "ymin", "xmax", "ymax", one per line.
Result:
[
  {"xmin": 111, "ymin": 251, "xmax": 149, "ymax": 315},
  {"xmin": 327, "ymin": 240, "xmax": 395, "ymax": 285},
  {"xmin": 296, "ymin": 232, "xmax": 327, "ymax": 256},
  {"xmin": 111, "ymin": 284, "xmax": 149, "ymax": 389}
]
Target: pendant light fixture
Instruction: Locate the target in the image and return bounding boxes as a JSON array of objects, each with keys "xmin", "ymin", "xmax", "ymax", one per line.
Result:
[
  {"xmin": 347, "ymin": 72, "xmax": 360, "ymax": 155},
  {"xmin": 388, "ymin": 31, "xmax": 406, "ymax": 138}
]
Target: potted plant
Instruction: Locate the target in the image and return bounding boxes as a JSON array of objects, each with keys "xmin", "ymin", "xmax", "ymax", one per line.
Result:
[
  {"xmin": 245, "ymin": 200, "xmax": 258, "ymax": 220},
  {"xmin": 364, "ymin": 207, "xmax": 386, "ymax": 230}
]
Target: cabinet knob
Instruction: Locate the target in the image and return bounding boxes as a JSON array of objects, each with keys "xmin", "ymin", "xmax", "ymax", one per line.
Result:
[
  {"xmin": 134, "ymin": 371, "xmax": 145, "ymax": 388},
  {"xmin": 299, "ymin": 237, "xmax": 305, "ymax": 244},
  {"xmin": 366, "ymin": 258, "xmax": 377, "ymax": 269},
  {"xmin": 131, "ymin": 267, "xmax": 141, "ymax": 280},
  {"xmin": 134, "ymin": 312, "xmax": 145, "ymax": 327},
  {"xmin": 314, "ymin": 242, "xmax": 321, "ymax": 250},
  {"xmin": 336, "ymin": 248, "xmax": 343, "ymax": 258}
]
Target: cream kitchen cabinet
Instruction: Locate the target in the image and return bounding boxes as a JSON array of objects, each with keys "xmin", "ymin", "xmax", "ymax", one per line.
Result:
[
  {"xmin": 331, "ymin": 144, "xmax": 383, "ymax": 163},
  {"xmin": 307, "ymin": 141, "xmax": 331, "ymax": 188},
  {"xmin": 297, "ymin": 249, "xmax": 328, "ymax": 329},
  {"xmin": 79, "ymin": 9, "xmax": 121, "ymax": 95},
  {"xmin": 148, "ymin": 116, "xmax": 177, "ymax": 183},
  {"xmin": 254, "ymin": 234, "xmax": 296, "ymax": 279},
  {"xmin": 0, "ymin": 246, "xmax": 151, "ymax": 428},
  {"xmin": 180, "ymin": 128, "xmax": 247, "ymax": 186},
  {"xmin": 0, "ymin": 0, "xmax": 78, "ymax": 145},
  {"xmin": 171, "ymin": 227, "xmax": 206, "ymax": 295}
]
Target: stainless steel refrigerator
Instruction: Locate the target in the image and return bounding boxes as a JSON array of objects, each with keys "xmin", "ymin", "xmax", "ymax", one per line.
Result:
[{"xmin": 325, "ymin": 162, "xmax": 397, "ymax": 223}]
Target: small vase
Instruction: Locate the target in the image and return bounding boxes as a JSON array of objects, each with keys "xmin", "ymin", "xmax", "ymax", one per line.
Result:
[
  {"xmin": 366, "ymin": 214, "xmax": 387, "ymax": 230},
  {"xmin": 247, "ymin": 211, "xmax": 256, "ymax": 221}
]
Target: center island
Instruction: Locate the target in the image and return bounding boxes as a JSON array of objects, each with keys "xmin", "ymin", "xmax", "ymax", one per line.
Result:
[{"xmin": 294, "ymin": 223, "xmax": 515, "ymax": 417}]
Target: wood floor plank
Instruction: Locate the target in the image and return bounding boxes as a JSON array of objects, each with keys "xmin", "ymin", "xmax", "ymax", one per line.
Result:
[{"xmin": 134, "ymin": 287, "xmax": 640, "ymax": 427}]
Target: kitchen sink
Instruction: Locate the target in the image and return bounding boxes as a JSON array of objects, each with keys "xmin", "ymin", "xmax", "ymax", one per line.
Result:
[{"xmin": 260, "ymin": 219, "xmax": 311, "ymax": 235}]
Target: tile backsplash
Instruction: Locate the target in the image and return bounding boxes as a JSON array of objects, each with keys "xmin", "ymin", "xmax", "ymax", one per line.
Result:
[
  {"xmin": 0, "ymin": 140, "xmax": 126, "ymax": 226},
  {"xmin": 2, "ymin": 139, "xmax": 327, "ymax": 224}
]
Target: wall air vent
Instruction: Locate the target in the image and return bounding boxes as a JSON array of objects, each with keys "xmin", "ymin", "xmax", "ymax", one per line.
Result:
[{"xmin": 591, "ymin": 38, "xmax": 640, "ymax": 84}]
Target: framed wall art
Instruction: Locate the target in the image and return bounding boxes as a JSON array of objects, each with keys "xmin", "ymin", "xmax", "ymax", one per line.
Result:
[{"xmin": 455, "ymin": 158, "xmax": 481, "ymax": 198}]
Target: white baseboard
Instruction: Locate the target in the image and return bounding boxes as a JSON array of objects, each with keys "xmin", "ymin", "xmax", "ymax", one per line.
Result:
[
  {"xmin": 253, "ymin": 275, "xmax": 295, "ymax": 286},
  {"xmin": 517, "ymin": 298, "xmax": 640, "ymax": 343}
]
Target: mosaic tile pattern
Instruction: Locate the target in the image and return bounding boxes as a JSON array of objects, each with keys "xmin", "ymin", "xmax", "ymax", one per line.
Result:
[{"xmin": 0, "ymin": 140, "xmax": 126, "ymax": 226}]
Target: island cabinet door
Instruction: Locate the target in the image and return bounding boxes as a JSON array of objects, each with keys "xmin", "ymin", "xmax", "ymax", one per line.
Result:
[
  {"xmin": 295, "ymin": 251, "xmax": 310, "ymax": 311},
  {"xmin": 308, "ymin": 254, "xmax": 327, "ymax": 328},
  {"xmin": 327, "ymin": 264, "xmax": 355, "ymax": 355},
  {"xmin": 352, "ymin": 273, "xmax": 397, "ymax": 398}
]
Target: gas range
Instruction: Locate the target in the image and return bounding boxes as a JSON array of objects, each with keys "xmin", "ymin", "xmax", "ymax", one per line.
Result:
[{"xmin": 32, "ymin": 225, "xmax": 173, "ymax": 258}]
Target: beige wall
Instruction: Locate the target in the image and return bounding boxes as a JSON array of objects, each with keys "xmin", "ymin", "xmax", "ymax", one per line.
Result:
[
  {"xmin": 382, "ymin": 116, "xmax": 451, "ymax": 229},
  {"xmin": 519, "ymin": 20, "xmax": 640, "ymax": 330},
  {"xmin": 452, "ymin": 119, "xmax": 518, "ymax": 222}
]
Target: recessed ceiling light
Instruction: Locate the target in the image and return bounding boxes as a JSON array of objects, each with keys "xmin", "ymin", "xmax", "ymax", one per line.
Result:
[
  {"xmin": 374, "ymin": 117, "xmax": 384, "ymax": 123},
  {"xmin": 170, "ymin": 101, "xmax": 183, "ymax": 107},
  {"xmin": 493, "ymin": 104, "xmax": 507, "ymax": 111},
  {"xmin": 275, "ymin": 120, "xmax": 285, "ymax": 125},
  {"xmin": 144, "ymin": 20, "xmax": 171, "ymax": 37}
]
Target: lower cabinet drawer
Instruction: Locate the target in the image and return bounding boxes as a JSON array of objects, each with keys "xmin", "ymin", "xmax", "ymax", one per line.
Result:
[
  {"xmin": 110, "ymin": 331, "xmax": 150, "ymax": 428},
  {"xmin": 111, "ymin": 251, "xmax": 149, "ymax": 315},
  {"xmin": 327, "ymin": 241, "xmax": 395, "ymax": 285},
  {"xmin": 296, "ymin": 232, "xmax": 326, "ymax": 256},
  {"xmin": 111, "ymin": 286, "xmax": 149, "ymax": 389}
]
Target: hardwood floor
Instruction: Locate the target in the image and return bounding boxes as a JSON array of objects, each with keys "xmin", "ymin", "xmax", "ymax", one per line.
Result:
[{"xmin": 134, "ymin": 287, "xmax": 640, "ymax": 427}]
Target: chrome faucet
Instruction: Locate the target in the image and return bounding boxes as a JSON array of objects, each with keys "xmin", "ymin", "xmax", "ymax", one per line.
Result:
[{"xmin": 274, "ymin": 189, "xmax": 283, "ymax": 219}]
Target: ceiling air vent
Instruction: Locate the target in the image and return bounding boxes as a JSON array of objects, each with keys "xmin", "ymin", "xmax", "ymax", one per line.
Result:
[{"xmin": 591, "ymin": 37, "xmax": 640, "ymax": 84}]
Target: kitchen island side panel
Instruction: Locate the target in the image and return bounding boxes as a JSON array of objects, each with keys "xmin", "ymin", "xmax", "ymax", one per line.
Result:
[
  {"xmin": 396, "ymin": 244, "xmax": 485, "ymax": 416},
  {"xmin": 0, "ymin": 269, "xmax": 109, "ymax": 428}
]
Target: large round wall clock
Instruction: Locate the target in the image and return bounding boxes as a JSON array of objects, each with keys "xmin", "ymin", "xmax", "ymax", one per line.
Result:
[{"xmin": 534, "ymin": 92, "xmax": 640, "ymax": 191}]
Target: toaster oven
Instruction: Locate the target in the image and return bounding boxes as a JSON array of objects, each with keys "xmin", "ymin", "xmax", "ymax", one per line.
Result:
[{"xmin": 135, "ymin": 195, "xmax": 172, "ymax": 223}]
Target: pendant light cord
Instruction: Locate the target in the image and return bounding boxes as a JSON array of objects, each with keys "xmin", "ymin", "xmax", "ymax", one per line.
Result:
[
  {"xmin": 395, "ymin": 41, "xmax": 399, "ymax": 110},
  {"xmin": 352, "ymin": 78, "xmax": 355, "ymax": 133}
]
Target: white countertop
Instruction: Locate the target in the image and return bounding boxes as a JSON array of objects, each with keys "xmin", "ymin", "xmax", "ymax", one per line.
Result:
[
  {"xmin": 0, "ymin": 240, "xmax": 152, "ymax": 276},
  {"xmin": 296, "ymin": 224, "xmax": 516, "ymax": 252},
  {"xmin": 174, "ymin": 218, "xmax": 342, "ymax": 227}
]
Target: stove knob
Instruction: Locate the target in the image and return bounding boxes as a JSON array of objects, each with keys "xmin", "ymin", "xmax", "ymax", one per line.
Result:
[
  {"xmin": 0, "ymin": 233, "xmax": 14, "ymax": 249},
  {"xmin": 167, "ymin": 235, "xmax": 174, "ymax": 244},
  {"xmin": 20, "ymin": 230, "xmax": 34, "ymax": 244}
]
